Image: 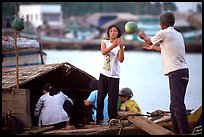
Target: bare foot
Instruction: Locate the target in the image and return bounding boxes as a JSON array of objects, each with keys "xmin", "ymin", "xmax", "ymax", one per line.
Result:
[
  {"xmin": 90, "ymin": 121, "xmax": 97, "ymax": 125},
  {"xmin": 170, "ymin": 131, "xmax": 179, "ymax": 135}
]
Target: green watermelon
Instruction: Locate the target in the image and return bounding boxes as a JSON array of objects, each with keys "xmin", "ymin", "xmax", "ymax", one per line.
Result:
[
  {"xmin": 125, "ymin": 21, "xmax": 138, "ymax": 34},
  {"xmin": 12, "ymin": 18, "xmax": 25, "ymax": 31}
]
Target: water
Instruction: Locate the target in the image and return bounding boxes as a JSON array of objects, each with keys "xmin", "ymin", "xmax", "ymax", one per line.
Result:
[{"xmin": 45, "ymin": 49, "xmax": 202, "ymax": 113}]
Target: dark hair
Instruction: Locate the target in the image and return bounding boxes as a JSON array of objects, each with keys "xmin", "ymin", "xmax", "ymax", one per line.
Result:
[
  {"xmin": 107, "ymin": 25, "xmax": 122, "ymax": 38},
  {"xmin": 160, "ymin": 11, "xmax": 175, "ymax": 27},
  {"xmin": 89, "ymin": 79, "xmax": 98, "ymax": 92},
  {"xmin": 42, "ymin": 83, "xmax": 53, "ymax": 91},
  {"xmin": 49, "ymin": 86, "xmax": 60, "ymax": 96},
  {"xmin": 42, "ymin": 83, "xmax": 60, "ymax": 96}
]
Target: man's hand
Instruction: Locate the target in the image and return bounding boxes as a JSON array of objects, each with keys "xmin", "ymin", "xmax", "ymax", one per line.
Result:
[
  {"xmin": 138, "ymin": 30, "xmax": 146, "ymax": 39},
  {"xmin": 143, "ymin": 44, "xmax": 154, "ymax": 50}
]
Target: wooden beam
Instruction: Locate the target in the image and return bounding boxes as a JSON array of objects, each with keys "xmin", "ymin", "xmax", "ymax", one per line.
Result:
[
  {"xmin": 153, "ymin": 115, "xmax": 171, "ymax": 123},
  {"xmin": 118, "ymin": 111, "xmax": 171, "ymax": 135},
  {"xmin": 42, "ymin": 125, "xmax": 109, "ymax": 135},
  {"xmin": 42, "ymin": 125, "xmax": 148, "ymax": 135},
  {"xmin": 2, "ymin": 89, "xmax": 32, "ymax": 128},
  {"xmin": 19, "ymin": 126, "xmax": 55, "ymax": 135}
]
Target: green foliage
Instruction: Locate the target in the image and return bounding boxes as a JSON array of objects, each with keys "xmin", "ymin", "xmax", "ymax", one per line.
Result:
[
  {"xmin": 163, "ymin": 2, "xmax": 177, "ymax": 11},
  {"xmin": 2, "ymin": 2, "xmax": 17, "ymax": 18}
]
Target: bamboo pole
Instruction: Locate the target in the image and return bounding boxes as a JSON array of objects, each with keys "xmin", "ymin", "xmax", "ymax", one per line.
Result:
[
  {"xmin": 14, "ymin": 30, "xmax": 19, "ymax": 90},
  {"xmin": 39, "ymin": 43, "xmax": 44, "ymax": 64},
  {"xmin": 36, "ymin": 28, "xmax": 44, "ymax": 64},
  {"xmin": 13, "ymin": 4, "xmax": 21, "ymax": 90}
]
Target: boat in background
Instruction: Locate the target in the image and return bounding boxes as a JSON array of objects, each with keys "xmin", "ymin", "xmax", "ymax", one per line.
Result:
[{"xmin": 2, "ymin": 36, "xmax": 47, "ymax": 68}]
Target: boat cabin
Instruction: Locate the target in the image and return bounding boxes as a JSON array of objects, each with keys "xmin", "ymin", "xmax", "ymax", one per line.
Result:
[{"xmin": 2, "ymin": 62, "xmax": 96, "ymax": 129}]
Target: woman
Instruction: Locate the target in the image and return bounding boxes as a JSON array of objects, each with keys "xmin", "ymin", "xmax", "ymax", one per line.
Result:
[
  {"xmin": 34, "ymin": 83, "xmax": 73, "ymax": 128},
  {"xmin": 96, "ymin": 25, "xmax": 125, "ymax": 124}
]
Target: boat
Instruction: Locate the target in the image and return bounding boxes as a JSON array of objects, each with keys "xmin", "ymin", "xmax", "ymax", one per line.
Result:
[
  {"xmin": 20, "ymin": 105, "xmax": 201, "ymax": 135},
  {"xmin": 1, "ymin": 62, "xmax": 202, "ymax": 135},
  {"xmin": 19, "ymin": 30, "xmax": 202, "ymax": 52},
  {"xmin": 11, "ymin": 106, "xmax": 202, "ymax": 135},
  {"xmin": 154, "ymin": 105, "xmax": 202, "ymax": 135},
  {"xmin": 19, "ymin": 32, "xmax": 143, "ymax": 51},
  {"xmin": 2, "ymin": 36, "xmax": 47, "ymax": 68}
]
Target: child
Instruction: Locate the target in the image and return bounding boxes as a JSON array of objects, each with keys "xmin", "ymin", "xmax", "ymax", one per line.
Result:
[
  {"xmin": 119, "ymin": 87, "xmax": 141, "ymax": 114},
  {"xmin": 84, "ymin": 80, "xmax": 109, "ymax": 125}
]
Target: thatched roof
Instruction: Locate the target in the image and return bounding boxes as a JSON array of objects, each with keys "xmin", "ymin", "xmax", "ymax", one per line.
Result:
[{"xmin": 2, "ymin": 62, "xmax": 95, "ymax": 90}]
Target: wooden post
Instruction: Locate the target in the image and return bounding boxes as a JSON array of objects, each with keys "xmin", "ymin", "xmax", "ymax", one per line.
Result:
[
  {"xmin": 15, "ymin": 5, "xmax": 19, "ymax": 90},
  {"xmin": 39, "ymin": 43, "xmax": 44, "ymax": 64},
  {"xmin": 14, "ymin": 30, "xmax": 19, "ymax": 90},
  {"xmin": 37, "ymin": 29, "xmax": 44, "ymax": 64}
]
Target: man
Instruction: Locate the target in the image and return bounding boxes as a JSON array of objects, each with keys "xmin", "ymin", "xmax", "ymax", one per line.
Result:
[{"xmin": 138, "ymin": 11, "xmax": 190, "ymax": 135}]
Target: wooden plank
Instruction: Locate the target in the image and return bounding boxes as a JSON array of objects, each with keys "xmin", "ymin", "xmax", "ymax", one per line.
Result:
[
  {"xmin": 2, "ymin": 89, "xmax": 32, "ymax": 128},
  {"xmin": 42, "ymin": 125, "xmax": 148, "ymax": 135},
  {"xmin": 20, "ymin": 126, "xmax": 55, "ymax": 135},
  {"xmin": 43, "ymin": 126, "xmax": 107, "ymax": 135},
  {"xmin": 153, "ymin": 115, "xmax": 171, "ymax": 123},
  {"xmin": 127, "ymin": 116, "xmax": 171, "ymax": 135},
  {"xmin": 118, "ymin": 111, "xmax": 171, "ymax": 135},
  {"xmin": 2, "ymin": 90, "xmax": 28, "ymax": 113}
]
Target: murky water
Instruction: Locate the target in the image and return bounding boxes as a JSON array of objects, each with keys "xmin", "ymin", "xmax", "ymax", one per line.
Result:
[{"xmin": 45, "ymin": 49, "xmax": 202, "ymax": 113}]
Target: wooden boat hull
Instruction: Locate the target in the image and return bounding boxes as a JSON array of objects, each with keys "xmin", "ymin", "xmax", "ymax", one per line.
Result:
[
  {"xmin": 19, "ymin": 32, "xmax": 202, "ymax": 52},
  {"xmin": 20, "ymin": 106, "xmax": 202, "ymax": 135},
  {"xmin": 2, "ymin": 36, "xmax": 47, "ymax": 68},
  {"xmin": 2, "ymin": 62, "xmax": 202, "ymax": 135},
  {"xmin": 41, "ymin": 125, "xmax": 149, "ymax": 135}
]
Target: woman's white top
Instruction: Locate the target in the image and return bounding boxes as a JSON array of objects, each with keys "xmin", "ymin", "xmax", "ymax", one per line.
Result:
[
  {"xmin": 34, "ymin": 91, "xmax": 73, "ymax": 127},
  {"xmin": 100, "ymin": 39, "xmax": 121, "ymax": 78}
]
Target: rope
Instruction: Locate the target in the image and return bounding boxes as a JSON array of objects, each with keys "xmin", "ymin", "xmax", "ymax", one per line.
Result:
[
  {"xmin": 118, "ymin": 125, "xmax": 124, "ymax": 135},
  {"xmin": 108, "ymin": 118, "xmax": 133, "ymax": 135},
  {"xmin": 5, "ymin": 88, "xmax": 16, "ymax": 126},
  {"xmin": 7, "ymin": 88, "xmax": 16, "ymax": 114},
  {"xmin": 85, "ymin": 118, "xmax": 133, "ymax": 135}
]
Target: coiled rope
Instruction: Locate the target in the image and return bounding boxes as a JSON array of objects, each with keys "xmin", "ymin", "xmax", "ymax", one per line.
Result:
[{"xmin": 108, "ymin": 118, "xmax": 132, "ymax": 135}]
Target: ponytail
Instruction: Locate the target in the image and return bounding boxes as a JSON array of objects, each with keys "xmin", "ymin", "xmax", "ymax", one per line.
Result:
[{"xmin": 49, "ymin": 86, "xmax": 60, "ymax": 96}]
